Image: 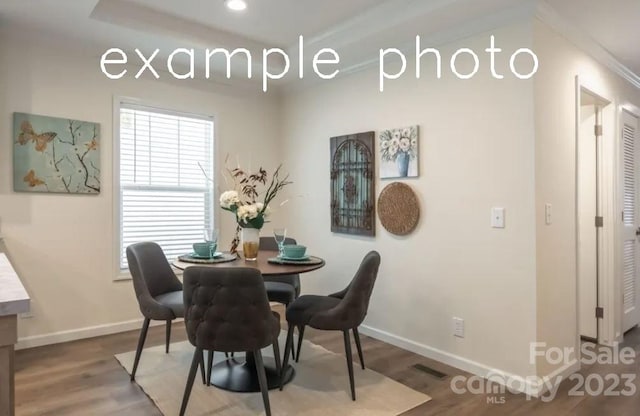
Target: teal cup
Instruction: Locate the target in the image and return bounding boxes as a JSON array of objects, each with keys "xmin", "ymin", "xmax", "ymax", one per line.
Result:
[
  {"xmin": 193, "ymin": 242, "xmax": 217, "ymax": 257},
  {"xmin": 282, "ymin": 244, "xmax": 307, "ymax": 258}
]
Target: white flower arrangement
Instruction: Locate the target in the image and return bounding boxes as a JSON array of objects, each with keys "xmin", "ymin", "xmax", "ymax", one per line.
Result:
[
  {"xmin": 220, "ymin": 190, "xmax": 240, "ymax": 209},
  {"xmin": 380, "ymin": 126, "xmax": 418, "ymax": 162},
  {"xmin": 219, "ymin": 163, "xmax": 291, "ymax": 229}
]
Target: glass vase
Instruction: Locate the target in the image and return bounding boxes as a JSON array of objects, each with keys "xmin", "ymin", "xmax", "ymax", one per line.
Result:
[{"xmin": 242, "ymin": 227, "xmax": 260, "ymax": 261}]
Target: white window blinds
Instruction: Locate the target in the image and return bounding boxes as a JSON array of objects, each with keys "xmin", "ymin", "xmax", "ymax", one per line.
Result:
[{"xmin": 119, "ymin": 104, "xmax": 214, "ymax": 270}]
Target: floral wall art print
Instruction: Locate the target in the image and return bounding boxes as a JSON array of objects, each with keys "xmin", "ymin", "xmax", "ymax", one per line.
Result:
[
  {"xmin": 379, "ymin": 125, "xmax": 419, "ymax": 179},
  {"xmin": 13, "ymin": 112, "xmax": 101, "ymax": 194}
]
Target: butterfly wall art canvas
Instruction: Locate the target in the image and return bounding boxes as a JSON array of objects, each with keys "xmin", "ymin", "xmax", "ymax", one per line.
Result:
[{"xmin": 13, "ymin": 112, "xmax": 100, "ymax": 194}]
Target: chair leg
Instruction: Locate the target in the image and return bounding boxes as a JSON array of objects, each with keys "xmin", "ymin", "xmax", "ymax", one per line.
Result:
[
  {"xmin": 179, "ymin": 348, "xmax": 202, "ymax": 416},
  {"xmin": 343, "ymin": 330, "xmax": 356, "ymax": 401},
  {"xmin": 207, "ymin": 350, "xmax": 214, "ymax": 386},
  {"xmin": 353, "ymin": 327, "xmax": 365, "ymax": 370},
  {"xmin": 131, "ymin": 318, "xmax": 151, "ymax": 381},
  {"xmin": 165, "ymin": 320, "xmax": 172, "ymax": 354},
  {"xmin": 199, "ymin": 349, "xmax": 206, "ymax": 385},
  {"xmin": 295, "ymin": 325, "xmax": 305, "ymax": 363},
  {"xmin": 284, "ymin": 302, "xmax": 295, "ymax": 362},
  {"xmin": 280, "ymin": 324, "xmax": 295, "ymax": 390},
  {"xmin": 253, "ymin": 349, "xmax": 272, "ymax": 416},
  {"xmin": 273, "ymin": 337, "xmax": 282, "ymax": 376}
]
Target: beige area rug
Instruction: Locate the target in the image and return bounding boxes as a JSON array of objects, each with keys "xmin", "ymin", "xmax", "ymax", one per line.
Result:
[{"xmin": 115, "ymin": 332, "xmax": 431, "ymax": 415}]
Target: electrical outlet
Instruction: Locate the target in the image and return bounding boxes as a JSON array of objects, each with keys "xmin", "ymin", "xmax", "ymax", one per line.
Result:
[
  {"xmin": 19, "ymin": 311, "xmax": 33, "ymax": 319},
  {"xmin": 491, "ymin": 207, "xmax": 505, "ymax": 228},
  {"xmin": 545, "ymin": 203, "xmax": 552, "ymax": 225},
  {"xmin": 453, "ymin": 317, "xmax": 465, "ymax": 338}
]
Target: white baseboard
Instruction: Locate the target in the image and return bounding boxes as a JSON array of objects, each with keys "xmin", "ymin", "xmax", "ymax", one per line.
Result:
[
  {"xmin": 359, "ymin": 324, "xmax": 578, "ymax": 397},
  {"xmin": 16, "ymin": 318, "xmax": 177, "ymax": 350},
  {"xmin": 536, "ymin": 359, "xmax": 581, "ymax": 396},
  {"xmin": 18, "ymin": 305, "xmax": 284, "ymax": 351},
  {"xmin": 16, "ymin": 317, "xmax": 579, "ymax": 398}
]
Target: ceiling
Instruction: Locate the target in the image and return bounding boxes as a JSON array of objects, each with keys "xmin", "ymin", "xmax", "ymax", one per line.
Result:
[
  {"xmin": 124, "ymin": 0, "xmax": 390, "ymax": 47},
  {"xmin": 0, "ymin": 0, "xmax": 638, "ymax": 88},
  {"xmin": 545, "ymin": 0, "xmax": 640, "ymax": 76}
]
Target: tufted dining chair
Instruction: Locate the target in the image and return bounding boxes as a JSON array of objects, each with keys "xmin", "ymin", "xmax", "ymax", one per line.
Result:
[
  {"xmin": 180, "ymin": 267, "xmax": 281, "ymax": 416},
  {"xmin": 281, "ymin": 251, "xmax": 380, "ymax": 400}
]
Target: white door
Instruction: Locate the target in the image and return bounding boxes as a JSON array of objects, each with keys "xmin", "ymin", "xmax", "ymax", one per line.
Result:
[
  {"xmin": 578, "ymin": 103, "xmax": 598, "ymax": 339},
  {"xmin": 622, "ymin": 110, "xmax": 640, "ymax": 333}
]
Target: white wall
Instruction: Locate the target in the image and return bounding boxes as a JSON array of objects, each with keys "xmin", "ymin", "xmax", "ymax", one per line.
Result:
[
  {"xmin": 280, "ymin": 22, "xmax": 539, "ymax": 379},
  {"xmin": 0, "ymin": 29, "xmax": 282, "ymax": 344},
  {"xmin": 533, "ymin": 18, "xmax": 640, "ymax": 377},
  {"xmin": 5, "ymin": 11, "xmax": 640, "ymax": 388}
]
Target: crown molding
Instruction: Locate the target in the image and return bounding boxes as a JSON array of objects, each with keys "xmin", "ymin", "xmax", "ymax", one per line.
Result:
[
  {"xmin": 534, "ymin": 0, "xmax": 640, "ymax": 89},
  {"xmin": 284, "ymin": 0, "xmax": 640, "ymax": 94},
  {"xmin": 282, "ymin": 0, "xmax": 537, "ymax": 94},
  {"xmin": 287, "ymin": 0, "xmax": 464, "ymax": 54},
  {"xmin": 340, "ymin": 0, "xmax": 537, "ymax": 75}
]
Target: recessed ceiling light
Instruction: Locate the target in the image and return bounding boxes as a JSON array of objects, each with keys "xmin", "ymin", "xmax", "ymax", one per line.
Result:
[{"xmin": 225, "ymin": 0, "xmax": 247, "ymax": 11}]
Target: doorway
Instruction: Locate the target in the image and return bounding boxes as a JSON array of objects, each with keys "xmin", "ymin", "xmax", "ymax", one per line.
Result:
[
  {"xmin": 577, "ymin": 88, "xmax": 611, "ymax": 342},
  {"xmin": 621, "ymin": 109, "xmax": 640, "ymax": 335}
]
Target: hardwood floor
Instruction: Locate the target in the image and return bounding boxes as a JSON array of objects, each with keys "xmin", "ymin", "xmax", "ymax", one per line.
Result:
[{"xmin": 14, "ymin": 310, "xmax": 640, "ymax": 415}]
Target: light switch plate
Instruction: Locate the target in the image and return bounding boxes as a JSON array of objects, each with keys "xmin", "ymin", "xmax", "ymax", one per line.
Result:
[
  {"xmin": 453, "ymin": 317, "xmax": 465, "ymax": 338},
  {"xmin": 491, "ymin": 207, "xmax": 505, "ymax": 228}
]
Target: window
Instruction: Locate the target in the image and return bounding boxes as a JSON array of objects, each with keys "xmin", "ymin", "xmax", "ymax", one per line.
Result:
[{"xmin": 118, "ymin": 103, "xmax": 214, "ymax": 271}]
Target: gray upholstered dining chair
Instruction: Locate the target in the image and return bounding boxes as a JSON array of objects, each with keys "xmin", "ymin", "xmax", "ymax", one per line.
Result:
[
  {"xmin": 280, "ymin": 251, "xmax": 380, "ymax": 400},
  {"xmin": 288, "ymin": 258, "xmax": 369, "ymax": 369},
  {"xmin": 126, "ymin": 242, "xmax": 205, "ymax": 382},
  {"xmin": 260, "ymin": 236, "xmax": 301, "ymax": 301},
  {"xmin": 260, "ymin": 236, "xmax": 300, "ymax": 359},
  {"xmin": 180, "ymin": 267, "xmax": 281, "ymax": 416}
]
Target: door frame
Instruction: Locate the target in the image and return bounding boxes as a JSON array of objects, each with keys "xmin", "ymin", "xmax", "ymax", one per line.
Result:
[{"xmin": 574, "ymin": 77, "xmax": 616, "ymax": 347}]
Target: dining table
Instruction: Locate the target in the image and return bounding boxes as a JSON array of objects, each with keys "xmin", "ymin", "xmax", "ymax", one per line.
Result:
[{"xmin": 172, "ymin": 250, "xmax": 325, "ymax": 393}]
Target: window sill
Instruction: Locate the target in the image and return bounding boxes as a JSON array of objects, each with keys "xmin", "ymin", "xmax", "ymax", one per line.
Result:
[
  {"xmin": 113, "ymin": 267, "xmax": 183, "ymax": 282},
  {"xmin": 114, "ymin": 272, "xmax": 132, "ymax": 282}
]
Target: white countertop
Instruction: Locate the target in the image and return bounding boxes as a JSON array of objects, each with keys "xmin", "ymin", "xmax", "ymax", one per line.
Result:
[{"xmin": 0, "ymin": 253, "xmax": 30, "ymax": 316}]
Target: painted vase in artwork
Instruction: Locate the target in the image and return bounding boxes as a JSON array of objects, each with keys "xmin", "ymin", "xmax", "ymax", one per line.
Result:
[
  {"xmin": 379, "ymin": 125, "xmax": 419, "ymax": 179},
  {"xmin": 241, "ymin": 227, "xmax": 260, "ymax": 261},
  {"xmin": 396, "ymin": 152, "xmax": 410, "ymax": 177}
]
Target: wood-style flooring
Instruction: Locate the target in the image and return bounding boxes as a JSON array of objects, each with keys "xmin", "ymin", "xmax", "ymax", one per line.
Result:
[{"xmin": 14, "ymin": 308, "xmax": 640, "ymax": 415}]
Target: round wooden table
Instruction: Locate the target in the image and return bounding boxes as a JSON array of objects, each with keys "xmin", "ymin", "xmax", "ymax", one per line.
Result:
[
  {"xmin": 172, "ymin": 250, "xmax": 325, "ymax": 393},
  {"xmin": 172, "ymin": 250, "xmax": 325, "ymax": 275}
]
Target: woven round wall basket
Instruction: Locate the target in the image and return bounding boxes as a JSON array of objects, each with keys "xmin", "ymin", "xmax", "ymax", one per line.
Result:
[{"xmin": 377, "ymin": 182, "xmax": 420, "ymax": 236}]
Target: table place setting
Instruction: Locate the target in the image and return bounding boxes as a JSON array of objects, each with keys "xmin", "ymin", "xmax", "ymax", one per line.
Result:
[
  {"xmin": 172, "ymin": 226, "xmax": 326, "ymax": 278},
  {"xmin": 177, "ymin": 229, "xmax": 238, "ymax": 264},
  {"xmin": 267, "ymin": 239, "xmax": 324, "ymax": 266}
]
